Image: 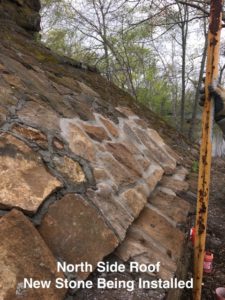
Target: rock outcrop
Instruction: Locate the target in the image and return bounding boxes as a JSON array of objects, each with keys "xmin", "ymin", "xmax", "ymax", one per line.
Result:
[{"xmin": 0, "ymin": 1, "xmax": 192, "ymax": 299}]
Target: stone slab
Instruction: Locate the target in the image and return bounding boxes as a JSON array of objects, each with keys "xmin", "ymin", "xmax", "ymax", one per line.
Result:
[
  {"xmin": 0, "ymin": 133, "xmax": 61, "ymax": 213},
  {"xmin": 160, "ymin": 177, "xmax": 189, "ymax": 193},
  {"xmin": 39, "ymin": 194, "xmax": 118, "ymax": 280},
  {"xmin": 149, "ymin": 191, "xmax": 190, "ymax": 226},
  {"xmin": 60, "ymin": 119, "xmax": 96, "ymax": 161},
  {"xmin": 87, "ymin": 183, "xmax": 133, "ymax": 240},
  {"xmin": 0, "ymin": 209, "xmax": 66, "ymax": 300},
  {"xmin": 116, "ymin": 227, "xmax": 177, "ymax": 281},
  {"xmin": 52, "ymin": 155, "xmax": 86, "ymax": 183},
  {"xmin": 132, "ymin": 206, "xmax": 185, "ymax": 261}
]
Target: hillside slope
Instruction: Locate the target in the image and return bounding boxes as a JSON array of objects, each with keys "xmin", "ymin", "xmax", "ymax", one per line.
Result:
[{"xmin": 0, "ymin": 1, "xmax": 201, "ymax": 300}]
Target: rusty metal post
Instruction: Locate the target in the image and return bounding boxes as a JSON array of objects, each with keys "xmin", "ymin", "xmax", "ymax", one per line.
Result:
[{"xmin": 194, "ymin": 1, "xmax": 223, "ymax": 299}]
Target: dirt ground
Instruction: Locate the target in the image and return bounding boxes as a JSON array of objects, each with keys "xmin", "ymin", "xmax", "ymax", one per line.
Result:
[{"xmin": 181, "ymin": 157, "xmax": 225, "ymax": 300}]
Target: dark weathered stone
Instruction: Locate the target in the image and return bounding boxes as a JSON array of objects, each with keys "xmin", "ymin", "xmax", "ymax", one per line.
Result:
[
  {"xmin": 18, "ymin": 101, "xmax": 60, "ymax": 132},
  {"xmin": 0, "ymin": 0, "xmax": 41, "ymax": 32},
  {"xmin": 0, "ymin": 209, "xmax": 66, "ymax": 300}
]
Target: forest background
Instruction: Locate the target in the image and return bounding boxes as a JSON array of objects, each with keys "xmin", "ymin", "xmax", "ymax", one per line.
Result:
[{"xmin": 40, "ymin": 0, "xmax": 225, "ymax": 155}]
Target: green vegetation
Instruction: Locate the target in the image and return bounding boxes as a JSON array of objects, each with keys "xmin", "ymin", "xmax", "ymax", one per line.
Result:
[{"xmin": 40, "ymin": 0, "xmax": 225, "ymax": 141}]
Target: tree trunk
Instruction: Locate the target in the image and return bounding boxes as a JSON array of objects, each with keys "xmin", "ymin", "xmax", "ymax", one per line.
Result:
[{"xmin": 188, "ymin": 36, "xmax": 207, "ymax": 140}]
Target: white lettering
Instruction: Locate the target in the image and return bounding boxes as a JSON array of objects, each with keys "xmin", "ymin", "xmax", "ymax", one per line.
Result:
[
  {"xmin": 57, "ymin": 261, "xmax": 93, "ymax": 273},
  {"xmin": 97, "ymin": 278, "xmax": 134, "ymax": 292},
  {"xmin": 130, "ymin": 262, "xmax": 160, "ymax": 273},
  {"xmin": 97, "ymin": 261, "xmax": 125, "ymax": 273},
  {"xmin": 55, "ymin": 278, "xmax": 93, "ymax": 289},
  {"xmin": 23, "ymin": 278, "xmax": 51, "ymax": 288}
]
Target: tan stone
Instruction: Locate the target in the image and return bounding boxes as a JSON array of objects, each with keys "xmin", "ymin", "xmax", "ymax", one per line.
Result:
[
  {"xmin": 0, "ymin": 133, "xmax": 61, "ymax": 213},
  {"xmin": 0, "ymin": 63, "xmax": 5, "ymax": 71},
  {"xmin": 160, "ymin": 176, "xmax": 189, "ymax": 193},
  {"xmin": 12, "ymin": 124, "xmax": 48, "ymax": 149},
  {"xmin": 99, "ymin": 116, "xmax": 119, "ymax": 138},
  {"xmin": 60, "ymin": 119, "xmax": 96, "ymax": 161},
  {"xmin": 132, "ymin": 127, "xmax": 177, "ymax": 174},
  {"xmin": 18, "ymin": 101, "xmax": 60, "ymax": 131},
  {"xmin": 145, "ymin": 164, "xmax": 164, "ymax": 193},
  {"xmin": 172, "ymin": 166, "xmax": 189, "ymax": 181},
  {"xmin": 123, "ymin": 122, "xmax": 142, "ymax": 144},
  {"xmin": 81, "ymin": 123, "xmax": 110, "ymax": 142},
  {"xmin": 134, "ymin": 118, "xmax": 149, "ymax": 129},
  {"xmin": 39, "ymin": 194, "xmax": 118, "ymax": 280},
  {"xmin": 116, "ymin": 106, "xmax": 136, "ymax": 117},
  {"xmin": 87, "ymin": 183, "xmax": 133, "ymax": 240},
  {"xmin": 133, "ymin": 206, "xmax": 185, "ymax": 261},
  {"xmin": 116, "ymin": 229, "xmax": 177, "ymax": 281},
  {"xmin": 52, "ymin": 137, "xmax": 64, "ymax": 150},
  {"xmin": 52, "ymin": 155, "xmax": 86, "ymax": 183},
  {"xmin": 120, "ymin": 189, "xmax": 147, "ymax": 218},
  {"xmin": 93, "ymin": 167, "xmax": 111, "ymax": 182},
  {"xmin": 149, "ymin": 191, "xmax": 190, "ymax": 225},
  {"xmin": 0, "ymin": 209, "xmax": 66, "ymax": 300},
  {"xmin": 101, "ymin": 153, "xmax": 138, "ymax": 187},
  {"xmin": 106, "ymin": 142, "xmax": 142, "ymax": 177}
]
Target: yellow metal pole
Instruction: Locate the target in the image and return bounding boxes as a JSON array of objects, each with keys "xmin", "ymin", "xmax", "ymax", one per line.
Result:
[{"xmin": 194, "ymin": 1, "xmax": 223, "ymax": 299}]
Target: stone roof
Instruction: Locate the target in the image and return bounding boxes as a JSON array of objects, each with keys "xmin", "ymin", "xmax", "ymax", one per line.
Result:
[{"xmin": 0, "ymin": 1, "xmax": 192, "ymax": 299}]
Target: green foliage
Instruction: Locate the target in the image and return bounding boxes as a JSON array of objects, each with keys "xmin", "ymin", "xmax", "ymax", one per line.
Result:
[
  {"xmin": 136, "ymin": 67, "xmax": 172, "ymax": 119},
  {"xmin": 191, "ymin": 160, "xmax": 199, "ymax": 173},
  {"xmin": 41, "ymin": 0, "xmax": 205, "ymax": 136}
]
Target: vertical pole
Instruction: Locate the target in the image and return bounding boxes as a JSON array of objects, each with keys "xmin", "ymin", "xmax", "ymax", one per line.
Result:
[{"xmin": 194, "ymin": 1, "xmax": 223, "ymax": 300}]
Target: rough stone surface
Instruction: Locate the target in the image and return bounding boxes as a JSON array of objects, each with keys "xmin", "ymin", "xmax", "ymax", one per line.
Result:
[
  {"xmin": 18, "ymin": 101, "xmax": 60, "ymax": 132},
  {"xmin": 116, "ymin": 228, "xmax": 177, "ymax": 281},
  {"xmin": 52, "ymin": 155, "xmax": 86, "ymax": 183},
  {"xmin": 149, "ymin": 190, "xmax": 190, "ymax": 226},
  {"xmin": 133, "ymin": 206, "xmax": 185, "ymax": 261},
  {"xmin": 12, "ymin": 124, "xmax": 48, "ymax": 149},
  {"xmin": 39, "ymin": 194, "xmax": 119, "ymax": 279},
  {"xmin": 0, "ymin": 209, "xmax": 66, "ymax": 300},
  {"xmin": 134, "ymin": 127, "xmax": 177, "ymax": 174},
  {"xmin": 100, "ymin": 153, "xmax": 138, "ymax": 187},
  {"xmin": 0, "ymin": 8, "xmax": 193, "ymax": 299},
  {"xmin": 106, "ymin": 142, "xmax": 142, "ymax": 177},
  {"xmin": 60, "ymin": 119, "xmax": 96, "ymax": 161},
  {"xmin": 160, "ymin": 176, "xmax": 189, "ymax": 193},
  {"xmin": 87, "ymin": 184, "xmax": 134, "ymax": 240},
  {"xmin": 81, "ymin": 123, "xmax": 110, "ymax": 142},
  {"xmin": 99, "ymin": 116, "xmax": 119, "ymax": 138},
  {"xmin": 0, "ymin": 133, "xmax": 61, "ymax": 213},
  {"xmin": 120, "ymin": 189, "xmax": 147, "ymax": 218},
  {"xmin": 0, "ymin": 0, "xmax": 41, "ymax": 32}
]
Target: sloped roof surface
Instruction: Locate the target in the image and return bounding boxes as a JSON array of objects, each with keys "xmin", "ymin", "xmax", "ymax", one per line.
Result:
[{"xmin": 0, "ymin": 1, "xmax": 191, "ymax": 299}]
